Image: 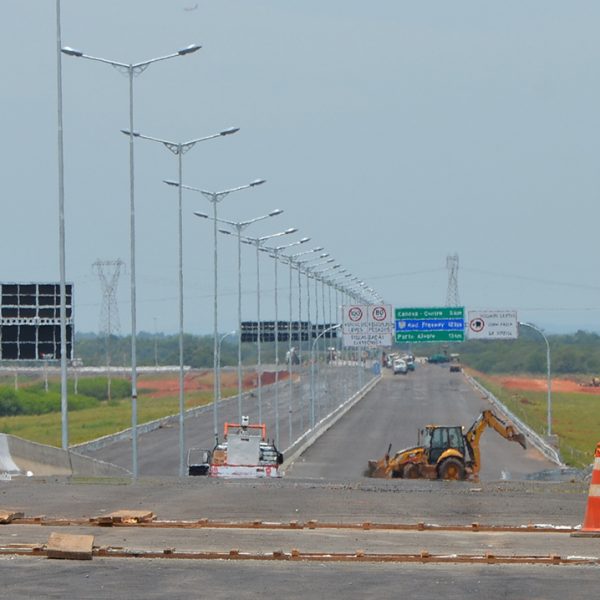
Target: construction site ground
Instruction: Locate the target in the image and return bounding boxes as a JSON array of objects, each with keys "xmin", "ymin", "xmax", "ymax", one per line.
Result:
[{"xmin": 0, "ymin": 476, "xmax": 598, "ymax": 599}]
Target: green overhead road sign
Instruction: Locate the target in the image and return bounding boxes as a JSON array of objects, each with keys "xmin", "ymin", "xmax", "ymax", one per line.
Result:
[
  {"xmin": 395, "ymin": 331, "xmax": 464, "ymax": 343},
  {"xmin": 394, "ymin": 306, "xmax": 465, "ymax": 343},
  {"xmin": 395, "ymin": 307, "xmax": 464, "ymax": 320}
]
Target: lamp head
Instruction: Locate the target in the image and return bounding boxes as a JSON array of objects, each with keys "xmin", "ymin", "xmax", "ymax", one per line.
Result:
[
  {"xmin": 178, "ymin": 44, "xmax": 202, "ymax": 56},
  {"xmin": 61, "ymin": 46, "xmax": 83, "ymax": 57},
  {"xmin": 220, "ymin": 127, "xmax": 240, "ymax": 136}
]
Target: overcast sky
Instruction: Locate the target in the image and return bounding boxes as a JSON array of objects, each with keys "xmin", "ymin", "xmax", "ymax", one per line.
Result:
[{"xmin": 2, "ymin": 1, "xmax": 600, "ymax": 336}]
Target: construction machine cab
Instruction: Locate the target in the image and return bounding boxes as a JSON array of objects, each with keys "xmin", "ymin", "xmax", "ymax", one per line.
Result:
[{"xmin": 423, "ymin": 425, "xmax": 466, "ymax": 464}]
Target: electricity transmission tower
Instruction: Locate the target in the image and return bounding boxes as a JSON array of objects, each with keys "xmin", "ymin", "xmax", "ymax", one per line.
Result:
[
  {"xmin": 446, "ymin": 253, "xmax": 460, "ymax": 307},
  {"xmin": 93, "ymin": 259, "xmax": 124, "ymax": 400}
]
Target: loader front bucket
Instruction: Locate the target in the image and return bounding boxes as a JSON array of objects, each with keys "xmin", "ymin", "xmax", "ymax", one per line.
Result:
[{"xmin": 366, "ymin": 458, "xmax": 388, "ymax": 478}]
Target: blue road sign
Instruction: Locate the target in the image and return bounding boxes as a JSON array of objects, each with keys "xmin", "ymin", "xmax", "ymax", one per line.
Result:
[{"xmin": 395, "ymin": 319, "xmax": 464, "ymax": 332}]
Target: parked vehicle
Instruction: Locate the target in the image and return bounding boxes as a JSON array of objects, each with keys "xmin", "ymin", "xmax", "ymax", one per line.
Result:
[{"xmin": 393, "ymin": 358, "xmax": 408, "ymax": 375}]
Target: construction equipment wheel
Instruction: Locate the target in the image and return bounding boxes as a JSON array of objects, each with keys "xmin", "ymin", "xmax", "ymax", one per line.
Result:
[
  {"xmin": 402, "ymin": 463, "xmax": 420, "ymax": 479},
  {"xmin": 438, "ymin": 458, "xmax": 465, "ymax": 480}
]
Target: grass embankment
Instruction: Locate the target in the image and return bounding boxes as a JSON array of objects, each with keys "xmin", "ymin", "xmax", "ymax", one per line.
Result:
[
  {"xmin": 472, "ymin": 373, "xmax": 599, "ymax": 469},
  {"xmin": 0, "ymin": 377, "xmax": 236, "ymax": 447}
]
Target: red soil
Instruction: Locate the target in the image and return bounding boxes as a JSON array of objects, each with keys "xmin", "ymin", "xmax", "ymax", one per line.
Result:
[
  {"xmin": 484, "ymin": 374, "xmax": 600, "ymax": 394},
  {"xmin": 136, "ymin": 369, "xmax": 290, "ymax": 399}
]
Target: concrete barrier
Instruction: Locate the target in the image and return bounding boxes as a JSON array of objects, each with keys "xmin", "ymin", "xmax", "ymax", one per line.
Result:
[
  {"xmin": 2, "ymin": 434, "xmax": 130, "ymax": 477},
  {"xmin": 0, "ymin": 434, "xmax": 20, "ymax": 473},
  {"xmin": 282, "ymin": 372, "xmax": 381, "ymax": 471}
]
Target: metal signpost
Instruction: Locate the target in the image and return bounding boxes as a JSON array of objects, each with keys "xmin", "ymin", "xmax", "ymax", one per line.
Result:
[{"xmin": 394, "ymin": 307, "xmax": 465, "ymax": 343}]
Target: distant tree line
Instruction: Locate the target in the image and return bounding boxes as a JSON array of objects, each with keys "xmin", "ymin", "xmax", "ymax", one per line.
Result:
[
  {"xmin": 73, "ymin": 329, "xmax": 600, "ymax": 374},
  {"xmin": 396, "ymin": 330, "xmax": 600, "ymax": 375},
  {"xmin": 74, "ymin": 331, "xmax": 283, "ymax": 369}
]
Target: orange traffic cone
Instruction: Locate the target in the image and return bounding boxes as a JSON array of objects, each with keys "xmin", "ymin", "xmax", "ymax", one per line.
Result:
[{"xmin": 572, "ymin": 442, "xmax": 600, "ymax": 537}]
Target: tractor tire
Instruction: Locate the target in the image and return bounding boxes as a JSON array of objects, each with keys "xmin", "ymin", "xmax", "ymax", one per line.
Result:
[
  {"xmin": 437, "ymin": 457, "xmax": 465, "ymax": 480},
  {"xmin": 402, "ymin": 463, "xmax": 420, "ymax": 479}
]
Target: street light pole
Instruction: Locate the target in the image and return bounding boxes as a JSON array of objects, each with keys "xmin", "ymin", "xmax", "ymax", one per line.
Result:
[
  {"xmin": 289, "ymin": 249, "xmax": 325, "ymax": 364},
  {"xmin": 125, "ymin": 127, "xmax": 238, "ymax": 476},
  {"xmin": 62, "ymin": 42, "xmax": 201, "ymax": 478},
  {"xmin": 241, "ymin": 228, "xmax": 298, "ymax": 424},
  {"xmin": 310, "ymin": 324, "xmax": 341, "ymax": 429},
  {"xmin": 55, "ymin": 0, "xmax": 69, "ymax": 451},
  {"xmin": 217, "ymin": 330, "xmax": 236, "ymax": 415},
  {"xmin": 519, "ymin": 321, "xmax": 553, "ymax": 438},
  {"xmin": 260, "ymin": 238, "xmax": 309, "ymax": 447},
  {"xmin": 169, "ymin": 178, "xmax": 265, "ymax": 445},
  {"xmin": 196, "ymin": 209, "xmax": 283, "ymax": 427}
]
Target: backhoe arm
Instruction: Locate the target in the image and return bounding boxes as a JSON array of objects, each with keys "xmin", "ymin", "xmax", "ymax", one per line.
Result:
[{"xmin": 464, "ymin": 410, "xmax": 527, "ymax": 475}]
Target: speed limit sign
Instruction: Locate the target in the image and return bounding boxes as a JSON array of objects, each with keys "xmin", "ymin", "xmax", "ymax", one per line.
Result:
[
  {"xmin": 347, "ymin": 306, "xmax": 364, "ymax": 322},
  {"xmin": 372, "ymin": 306, "xmax": 387, "ymax": 321}
]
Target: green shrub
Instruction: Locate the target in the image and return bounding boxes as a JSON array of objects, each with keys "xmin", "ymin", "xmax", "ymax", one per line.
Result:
[
  {"xmin": 0, "ymin": 389, "xmax": 21, "ymax": 416},
  {"xmin": 26, "ymin": 377, "xmax": 130, "ymax": 401},
  {"xmin": 0, "ymin": 386, "xmax": 100, "ymax": 417},
  {"xmin": 75, "ymin": 377, "xmax": 130, "ymax": 401}
]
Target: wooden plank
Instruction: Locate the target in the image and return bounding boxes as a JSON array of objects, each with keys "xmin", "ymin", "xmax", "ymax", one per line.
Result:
[
  {"xmin": 47, "ymin": 532, "xmax": 94, "ymax": 560},
  {"xmin": 0, "ymin": 510, "xmax": 24, "ymax": 524},
  {"xmin": 103, "ymin": 510, "xmax": 155, "ymax": 524}
]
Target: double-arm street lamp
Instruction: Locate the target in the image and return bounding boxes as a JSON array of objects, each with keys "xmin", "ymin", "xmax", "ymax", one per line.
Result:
[
  {"xmin": 62, "ymin": 42, "xmax": 201, "ymax": 478},
  {"xmin": 280, "ymin": 246, "xmax": 324, "ymax": 436},
  {"xmin": 196, "ymin": 209, "xmax": 283, "ymax": 432},
  {"xmin": 120, "ymin": 127, "xmax": 238, "ymax": 476},
  {"xmin": 168, "ymin": 178, "xmax": 265, "ymax": 448},
  {"xmin": 519, "ymin": 321, "xmax": 553, "ymax": 438},
  {"xmin": 241, "ymin": 228, "xmax": 298, "ymax": 424},
  {"xmin": 285, "ymin": 248, "xmax": 325, "ymax": 365},
  {"xmin": 303, "ymin": 258, "xmax": 335, "ymax": 348},
  {"xmin": 260, "ymin": 237, "xmax": 310, "ymax": 446},
  {"xmin": 312, "ymin": 263, "xmax": 341, "ymax": 357},
  {"xmin": 310, "ymin": 324, "xmax": 342, "ymax": 428}
]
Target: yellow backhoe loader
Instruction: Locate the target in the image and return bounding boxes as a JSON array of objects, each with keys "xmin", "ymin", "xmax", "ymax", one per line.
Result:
[{"xmin": 367, "ymin": 409, "xmax": 527, "ymax": 480}]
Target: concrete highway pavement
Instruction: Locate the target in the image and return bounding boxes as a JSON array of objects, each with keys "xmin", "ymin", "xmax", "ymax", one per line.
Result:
[
  {"xmin": 1, "ymin": 557, "xmax": 598, "ymax": 600},
  {"xmin": 0, "ymin": 476, "xmax": 594, "ymax": 600},
  {"xmin": 287, "ymin": 363, "xmax": 557, "ymax": 481},
  {"xmin": 78, "ymin": 363, "xmax": 372, "ymax": 476}
]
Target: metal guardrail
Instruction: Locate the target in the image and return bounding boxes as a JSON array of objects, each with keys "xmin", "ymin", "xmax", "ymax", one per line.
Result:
[{"xmin": 464, "ymin": 373, "xmax": 563, "ymax": 466}]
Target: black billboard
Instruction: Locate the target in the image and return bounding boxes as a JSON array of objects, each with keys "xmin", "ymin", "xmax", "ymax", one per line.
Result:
[{"xmin": 0, "ymin": 283, "xmax": 73, "ymax": 360}]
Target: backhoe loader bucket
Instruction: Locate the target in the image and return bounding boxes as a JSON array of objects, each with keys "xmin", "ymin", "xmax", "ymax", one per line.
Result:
[{"xmin": 512, "ymin": 432, "xmax": 527, "ymax": 449}]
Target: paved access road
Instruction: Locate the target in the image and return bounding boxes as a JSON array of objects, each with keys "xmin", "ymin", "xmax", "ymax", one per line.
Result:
[
  {"xmin": 287, "ymin": 363, "xmax": 556, "ymax": 481},
  {"xmin": 79, "ymin": 364, "xmax": 371, "ymax": 476}
]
